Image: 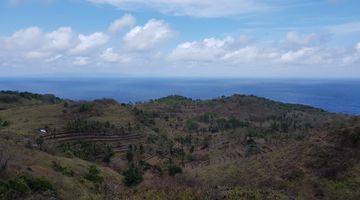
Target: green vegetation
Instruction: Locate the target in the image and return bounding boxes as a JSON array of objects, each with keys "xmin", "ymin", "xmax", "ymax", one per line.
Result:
[
  {"xmin": 0, "ymin": 91, "xmax": 359, "ymax": 199},
  {"xmin": 0, "ymin": 118, "xmax": 10, "ymax": 128},
  {"xmin": 167, "ymin": 163, "xmax": 182, "ymax": 176},
  {"xmin": 186, "ymin": 119, "xmax": 199, "ymax": 132},
  {"xmin": 57, "ymin": 141, "xmax": 114, "ymax": 162},
  {"xmin": 84, "ymin": 165, "xmax": 103, "ymax": 184},
  {"xmin": 0, "ymin": 174, "xmax": 55, "ymax": 200},
  {"xmin": 122, "ymin": 164, "xmax": 143, "ymax": 186},
  {"xmin": 66, "ymin": 119, "xmax": 125, "ymax": 134},
  {"xmin": 51, "ymin": 161, "xmax": 74, "ymax": 176}
]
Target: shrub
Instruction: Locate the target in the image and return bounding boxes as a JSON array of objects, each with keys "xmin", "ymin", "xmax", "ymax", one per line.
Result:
[
  {"xmin": 65, "ymin": 119, "xmax": 122, "ymax": 134},
  {"xmin": 84, "ymin": 165, "xmax": 103, "ymax": 184},
  {"xmin": 139, "ymin": 160, "xmax": 152, "ymax": 171},
  {"xmin": 20, "ymin": 175, "xmax": 53, "ymax": 192},
  {"xmin": 126, "ymin": 146, "xmax": 134, "ymax": 163},
  {"xmin": 0, "ymin": 118, "xmax": 10, "ymax": 128},
  {"xmin": 103, "ymin": 145, "xmax": 114, "ymax": 164},
  {"xmin": 0, "ymin": 150, "xmax": 10, "ymax": 173},
  {"xmin": 167, "ymin": 164, "xmax": 182, "ymax": 176},
  {"xmin": 318, "ymin": 179, "xmax": 360, "ymax": 200},
  {"xmin": 57, "ymin": 141, "xmax": 114, "ymax": 162},
  {"xmin": 51, "ymin": 161, "xmax": 74, "ymax": 176},
  {"xmin": 35, "ymin": 137, "xmax": 44, "ymax": 148},
  {"xmin": 0, "ymin": 174, "xmax": 54, "ymax": 199},
  {"xmin": 186, "ymin": 119, "xmax": 199, "ymax": 132},
  {"xmin": 79, "ymin": 103, "xmax": 94, "ymax": 112},
  {"xmin": 7, "ymin": 178, "xmax": 30, "ymax": 198},
  {"xmin": 122, "ymin": 164, "xmax": 143, "ymax": 186}
]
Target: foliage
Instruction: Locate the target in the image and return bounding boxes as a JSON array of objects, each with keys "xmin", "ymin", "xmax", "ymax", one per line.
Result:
[
  {"xmin": 0, "ymin": 118, "xmax": 10, "ymax": 128},
  {"xmin": 166, "ymin": 163, "xmax": 182, "ymax": 176},
  {"xmin": 84, "ymin": 165, "xmax": 103, "ymax": 184},
  {"xmin": 35, "ymin": 137, "xmax": 44, "ymax": 148},
  {"xmin": 198, "ymin": 112, "xmax": 217, "ymax": 123},
  {"xmin": 0, "ymin": 150, "xmax": 9, "ymax": 173},
  {"xmin": 103, "ymin": 145, "xmax": 114, "ymax": 164},
  {"xmin": 0, "ymin": 174, "xmax": 54, "ymax": 199},
  {"xmin": 0, "ymin": 91, "xmax": 61, "ymax": 104},
  {"xmin": 132, "ymin": 107, "xmax": 158, "ymax": 125},
  {"xmin": 155, "ymin": 95, "xmax": 193, "ymax": 105},
  {"xmin": 66, "ymin": 119, "xmax": 124, "ymax": 134},
  {"xmin": 216, "ymin": 117, "xmax": 249, "ymax": 131},
  {"xmin": 51, "ymin": 161, "xmax": 74, "ymax": 176},
  {"xmin": 126, "ymin": 145, "xmax": 134, "ymax": 163},
  {"xmin": 245, "ymin": 138, "xmax": 261, "ymax": 156},
  {"xmin": 57, "ymin": 141, "xmax": 114, "ymax": 162},
  {"xmin": 317, "ymin": 179, "xmax": 360, "ymax": 200},
  {"xmin": 186, "ymin": 119, "xmax": 199, "ymax": 132},
  {"xmin": 78, "ymin": 103, "xmax": 94, "ymax": 113},
  {"xmin": 122, "ymin": 164, "xmax": 143, "ymax": 187}
]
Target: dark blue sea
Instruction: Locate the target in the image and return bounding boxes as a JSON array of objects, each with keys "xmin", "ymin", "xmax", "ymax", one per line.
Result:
[{"xmin": 0, "ymin": 78, "xmax": 359, "ymax": 115}]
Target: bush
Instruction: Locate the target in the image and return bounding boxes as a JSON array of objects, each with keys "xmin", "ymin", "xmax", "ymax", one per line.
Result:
[
  {"xmin": 103, "ymin": 145, "xmax": 114, "ymax": 164},
  {"xmin": 186, "ymin": 119, "xmax": 199, "ymax": 132},
  {"xmin": 52, "ymin": 161, "xmax": 74, "ymax": 176},
  {"xmin": 0, "ymin": 118, "xmax": 10, "ymax": 128},
  {"xmin": 0, "ymin": 150, "xmax": 9, "ymax": 173},
  {"xmin": 122, "ymin": 164, "xmax": 143, "ymax": 186},
  {"xmin": 7, "ymin": 178, "xmax": 30, "ymax": 198},
  {"xmin": 167, "ymin": 164, "xmax": 182, "ymax": 176},
  {"xmin": 66, "ymin": 119, "xmax": 122, "ymax": 134},
  {"xmin": 79, "ymin": 103, "xmax": 94, "ymax": 112},
  {"xmin": 57, "ymin": 141, "xmax": 114, "ymax": 162},
  {"xmin": 84, "ymin": 165, "xmax": 103, "ymax": 184},
  {"xmin": 0, "ymin": 174, "xmax": 54, "ymax": 199},
  {"xmin": 20, "ymin": 175, "xmax": 53, "ymax": 192}
]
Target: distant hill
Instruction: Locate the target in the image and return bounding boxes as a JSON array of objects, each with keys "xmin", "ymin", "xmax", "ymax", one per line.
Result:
[{"xmin": 0, "ymin": 91, "xmax": 359, "ymax": 200}]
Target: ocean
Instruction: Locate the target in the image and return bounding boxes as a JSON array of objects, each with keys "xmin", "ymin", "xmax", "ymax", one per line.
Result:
[{"xmin": 0, "ymin": 77, "xmax": 359, "ymax": 115}]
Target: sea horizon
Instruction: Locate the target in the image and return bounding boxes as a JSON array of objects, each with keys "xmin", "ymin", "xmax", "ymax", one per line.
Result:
[{"xmin": 1, "ymin": 77, "xmax": 359, "ymax": 115}]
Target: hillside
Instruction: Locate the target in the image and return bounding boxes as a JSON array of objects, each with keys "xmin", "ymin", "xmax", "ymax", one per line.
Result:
[{"xmin": 0, "ymin": 91, "xmax": 359, "ymax": 200}]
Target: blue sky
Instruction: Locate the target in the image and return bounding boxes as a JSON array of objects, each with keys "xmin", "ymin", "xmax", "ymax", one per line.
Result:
[{"xmin": 0, "ymin": 0, "xmax": 360, "ymax": 78}]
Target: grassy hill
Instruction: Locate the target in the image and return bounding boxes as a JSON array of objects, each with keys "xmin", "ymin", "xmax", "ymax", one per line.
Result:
[{"xmin": 0, "ymin": 91, "xmax": 359, "ymax": 199}]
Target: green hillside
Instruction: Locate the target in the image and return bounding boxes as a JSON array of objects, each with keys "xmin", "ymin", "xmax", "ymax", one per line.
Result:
[{"xmin": 0, "ymin": 91, "xmax": 359, "ymax": 200}]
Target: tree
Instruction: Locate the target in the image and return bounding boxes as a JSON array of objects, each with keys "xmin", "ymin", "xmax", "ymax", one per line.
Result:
[
  {"xmin": 0, "ymin": 150, "xmax": 10, "ymax": 173},
  {"xmin": 122, "ymin": 164, "xmax": 143, "ymax": 186},
  {"xmin": 84, "ymin": 165, "xmax": 103, "ymax": 184}
]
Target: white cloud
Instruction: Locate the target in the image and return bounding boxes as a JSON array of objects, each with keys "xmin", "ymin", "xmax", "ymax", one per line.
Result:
[
  {"xmin": 73, "ymin": 56, "xmax": 90, "ymax": 66},
  {"xmin": 87, "ymin": 0, "xmax": 269, "ymax": 18},
  {"xmin": 280, "ymin": 47, "xmax": 315, "ymax": 62},
  {"xmin": 123, "ymin": 19, "xmax": 173, "ymax": 51},
  {"xmin": 100, "ymin": 48, "xmax": 130, "ymax": 63},
  {"xmin": 1, "ymin": 26, "xmax": 75, "ymax": 60},
  {"xmin": 342, "ymin": 43, "xmax": 360, "ymax": 64},
  {"xmin": 170, "ymin": 36, "xmax": 273, "ymax": 64},
  {"xmin": 170, "ymin": 37, "xmax": 234, "ymax": 62},
  {"xmin": 169, "ymin": 34, "xmax": 345, "ymax": 67},
  {"xmin": 25, "ymin": 51, "xmax": 51, "ymax": 59},
  {"xmin": 70, "ymin": 32, "xmax": 109, "ymax": 54},
  {"xmin": 4, "ymin": 26, "xmax": 43, "ymax": 50},
  {"xmin": 1, "ymin": 18, "xmax": 360, "ymax": 77},
  {"xmin": 45, "ymin": 27, "xmax": 74, "ymax": 50},
  {"xmin": 108, "ymin": 14, "xmax": 136, "ymax": 33},
  {"xmin": 45, "ymin": 54, "xmax": 63, "ymax": 63},
  {"xmin": 285, "ymin": 31, "xmax": 318, "ymax": 47}
]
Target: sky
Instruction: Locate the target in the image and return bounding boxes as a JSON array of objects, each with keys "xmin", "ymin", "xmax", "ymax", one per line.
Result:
[{"xmin": 0, "ymin": 0, "xmax": 360, "ymax": 78}]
